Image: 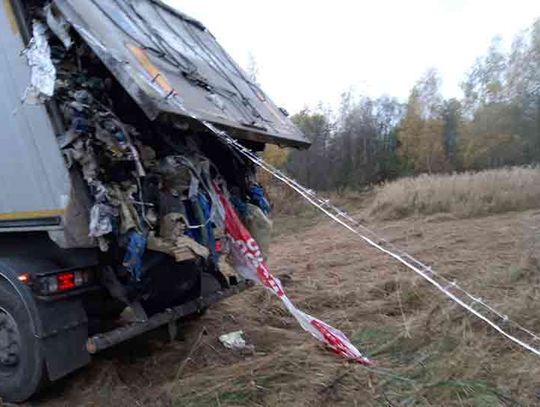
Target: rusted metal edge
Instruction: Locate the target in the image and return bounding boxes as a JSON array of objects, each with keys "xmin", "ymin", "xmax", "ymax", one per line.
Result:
[{"xmin": 86, "ymin": 280, "xmax": 253, "ymax": 354}]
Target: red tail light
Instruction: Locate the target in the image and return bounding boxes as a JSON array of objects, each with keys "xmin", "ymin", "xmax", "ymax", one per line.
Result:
[
  {"xmin": 36, "ymin": 269, "xmax": 95, "ymax": 296},
  {"xmin": 57, "ymin": 272, "xmax": 76, "ymax": 292}
]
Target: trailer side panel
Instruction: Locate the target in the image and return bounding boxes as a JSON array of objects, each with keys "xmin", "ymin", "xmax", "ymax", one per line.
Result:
[{"xmin": 0, "ymin": 1, "xmax": 69, "ymax": 230}]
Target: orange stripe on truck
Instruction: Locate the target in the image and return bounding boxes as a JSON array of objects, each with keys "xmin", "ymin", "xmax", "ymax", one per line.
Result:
[
  {"xmin": 126, "ymin": 43, "xmax": 176, "ymax": 96},
  {"xmin": 0, "ymin": 209, "xmax": 65, "ymax": 221},
  {"xmin": 2, "ymin": 0, "xmax": 19, "ymax": 34}
]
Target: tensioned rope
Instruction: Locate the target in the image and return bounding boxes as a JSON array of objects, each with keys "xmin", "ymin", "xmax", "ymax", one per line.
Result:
[
  {"xmin": 117, "ymin": 31, "xmax": 540, "ymax": 356},
  {"xmin": 199, "ymin": 120, "xmax": 540, "ymax": 358}
]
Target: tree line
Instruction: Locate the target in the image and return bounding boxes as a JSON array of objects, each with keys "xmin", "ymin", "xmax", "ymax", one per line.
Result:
[{"xmin": 273, "ymin": 18, "xmax": 539, "ymax": 191}]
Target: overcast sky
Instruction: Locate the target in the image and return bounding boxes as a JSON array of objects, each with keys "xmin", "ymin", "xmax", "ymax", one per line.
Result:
[{"xmin": 168, "ymin": 0, "xmax": 540, "ymax": 114}]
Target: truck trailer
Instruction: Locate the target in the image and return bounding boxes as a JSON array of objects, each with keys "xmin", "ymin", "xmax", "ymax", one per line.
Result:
[{"xmin": 0, "ymin": 0, "xmax": 309, "ymax": 401}]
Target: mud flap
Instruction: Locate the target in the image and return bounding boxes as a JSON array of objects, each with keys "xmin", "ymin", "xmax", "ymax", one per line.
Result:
[{"xmin": 36, "ymin": 298, "xmax": 90, "ymax": 381}]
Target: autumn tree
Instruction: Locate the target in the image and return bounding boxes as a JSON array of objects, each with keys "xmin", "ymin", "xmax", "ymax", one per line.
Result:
[
  {"xmin": 287, "ymin": 109, "xmax": 333, "ymax": 190},
  {"xmin": 462, "ymin": 37, "xmax": 508, "ymax": 114},
  {"xmin": 330, "ymin": 94, "xmax": 402, "ymax": 188},
  {"xmin": 285, "ymin": 96, "xmax": 402, "ymax": 191},
  {"xmin": 459, "ymin": 19, "xmax": 539, "ymax": 169},
  {"xmin": 281, "ymin": 18, "xmax": 539, "ymax": 191},
  {"xmin": 442, "ymin": 98, "xmax": 462, "ymax": 169},
  {"xmin": 398, "ymin": 69, "xmax": 447, "ymax": 173},
  {"xmin": 505, "ymin": 19, "xmax": 540, "ymax": 161}
]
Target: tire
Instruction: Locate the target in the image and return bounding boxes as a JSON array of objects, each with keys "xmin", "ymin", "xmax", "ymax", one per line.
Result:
[{"xmin": 0, "ymin": 282, "xmax": 45, "ymax": 402}]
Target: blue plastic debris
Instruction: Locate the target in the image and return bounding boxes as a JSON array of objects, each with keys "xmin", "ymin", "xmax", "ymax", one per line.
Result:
[
  {"xmin": 230, "ymin": 195, "xmax": 248, "ymax": 217},
  {"xmin": 114, "ymin": 131, "xmax": 126, "ymax": 142},
  {"xmin": 249, "ymin": 184, "xmax": 271, "ymax": 215},
  {"xmin": 71, "ymin": 115, "xmax": 90, "ymax": 135},
  {"xmin": 122, "ymin": 231, "xmax": 147, "ymax": 282},
  {"xmin": 198, "ymin": 192, "xmax": 218, "ymax": 262}
]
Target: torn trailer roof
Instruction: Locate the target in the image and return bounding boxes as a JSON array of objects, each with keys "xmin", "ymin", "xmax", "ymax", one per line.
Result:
[{"xmin": 53, "ymin": 0, "xmax": 310, "ymax": 149}]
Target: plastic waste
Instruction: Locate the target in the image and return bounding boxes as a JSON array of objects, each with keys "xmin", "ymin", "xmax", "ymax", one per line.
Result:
[
  {"xmin": 88, "ymin": 203, "xmax": 116, "ymax": 238},
  {"xmin": 249, "ymin": 184, "xmax": 271, "ymax": 215},
  {"xmin": 22, "ymin": 22, "xmax": 56, "ymax": 104},
  {"xmin": 219, "ymin": 331, "xmax": 246, "ymax": 351},
  {"xmin": 122, "ymin": 231, "xmax": 147, "ymax": 282}
]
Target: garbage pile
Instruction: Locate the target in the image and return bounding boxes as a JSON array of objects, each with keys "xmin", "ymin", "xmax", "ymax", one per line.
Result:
[
  {"xmin": 40, "ymin": 23, "xmax": 272, "ymax": 295},
  {"xmin": 21, "ymin": 11, "xmax": 372, "ymax": 365}
]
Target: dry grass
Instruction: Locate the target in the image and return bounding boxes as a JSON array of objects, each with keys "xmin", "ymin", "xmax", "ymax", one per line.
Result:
[
  {"xmin": 35, "ymin": 208, "xmax": 540, "ymax": 407},
  {"xmin": 369, "ymin": 166, "xmax": 540, "ymax": 220},
  {"xmin": 32, "ymin": 172, "xmax": 540, "ymax": 407},
  {"xmin": 266, "ymin": 179, "xmax": 371, "ymax": 237},
  {"xmin": 163, "ymin": 211, "xmax": 540, "ymax": 406}
]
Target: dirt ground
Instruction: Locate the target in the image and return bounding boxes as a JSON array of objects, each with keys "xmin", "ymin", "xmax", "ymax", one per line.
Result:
[{"xmin": 28, "ymin": 205, "xmax": 540, "ymax": 406}]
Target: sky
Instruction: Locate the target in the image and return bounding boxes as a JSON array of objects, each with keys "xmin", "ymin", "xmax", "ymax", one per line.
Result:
[{"xmin": 168, "ymin": 0, "xmax": 540, "ymax": 114}]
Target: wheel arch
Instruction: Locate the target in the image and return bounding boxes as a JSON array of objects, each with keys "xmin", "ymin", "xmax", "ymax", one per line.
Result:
[
  {"xmin": 0, "ymin": 259, "xmax": 42, "ymax": 337},
  {"xmin": 0, "ymin": 257, "xmax": 91, "ymax": 382}
]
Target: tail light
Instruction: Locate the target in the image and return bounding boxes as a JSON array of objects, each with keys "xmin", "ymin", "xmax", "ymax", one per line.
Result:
[
  {"xmin": 36, "ymin": 269, "xmax": 95, "ymax": 296},
  {"xmin": 17, "ymin": 273, "xmax": 30, "ymax": 284}
]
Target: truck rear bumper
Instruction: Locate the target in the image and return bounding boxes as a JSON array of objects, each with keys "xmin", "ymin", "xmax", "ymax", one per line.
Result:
[{"xmin": 86, "ymin": 280, "xmax": 253, "ymax": 354}]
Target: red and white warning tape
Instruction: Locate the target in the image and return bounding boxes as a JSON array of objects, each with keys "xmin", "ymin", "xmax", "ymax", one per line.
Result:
[{"xmin": 214, "ymin": 183, "xmax": 372, "ymax": 365}]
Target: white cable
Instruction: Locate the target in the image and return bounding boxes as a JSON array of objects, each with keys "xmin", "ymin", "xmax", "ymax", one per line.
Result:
[
  {"xmin": 200, "ymin": 121, "xmax": 540, "ymax": 358},
  {"xmin": 153, "ymin": 84, "xmax": 540, "ymax": 357}
]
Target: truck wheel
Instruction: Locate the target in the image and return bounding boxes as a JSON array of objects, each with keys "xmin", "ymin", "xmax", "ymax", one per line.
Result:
[{"xmin": 0, "ymin": 282, "xmax": 45, "ymax": 402}]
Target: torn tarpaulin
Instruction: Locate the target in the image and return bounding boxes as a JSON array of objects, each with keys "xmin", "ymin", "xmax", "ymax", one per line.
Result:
[
  {"xmin": 22, "ymin": 21, "xmax": 56, "ymax": 104},
  {"xmin": 45, "ymin": 4, "xmax": 73, "ymax": 49}
]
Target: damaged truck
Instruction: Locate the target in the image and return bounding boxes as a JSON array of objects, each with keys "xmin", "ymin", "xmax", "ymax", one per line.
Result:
[{"xmin": 0, "ymin": 0, "xmax": 309, "ymax": 402}]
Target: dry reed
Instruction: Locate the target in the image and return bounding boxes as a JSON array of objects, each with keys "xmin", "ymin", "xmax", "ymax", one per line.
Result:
[{"xmin": 369, "ymin": 166, "xmax": 540, "ymax": 220}]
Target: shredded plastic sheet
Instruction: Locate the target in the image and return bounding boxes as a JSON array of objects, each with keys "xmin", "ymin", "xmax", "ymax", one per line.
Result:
[
  {"xmin": 215, "ymin": 184, "xmax": 372, "ymax": 365},
  {"xmin": 88, "ymin": 203, "xmax": 115, "ymax": 238},
  {"xmin": 22, "ymin": 22, "xmax": 56, "ymax": 104},
  {"xmin": 45, "ymin": 4, "xmax": 73, "ymax": 49}
]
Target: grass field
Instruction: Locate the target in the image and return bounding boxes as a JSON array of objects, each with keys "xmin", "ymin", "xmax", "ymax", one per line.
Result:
[
  {"xmin": 369, "ymin": 166, "xmax": 540, "ymax": 220},
  {"xmin": 33, "ymin": 168, "xmax": 540, "ymax": 406}
]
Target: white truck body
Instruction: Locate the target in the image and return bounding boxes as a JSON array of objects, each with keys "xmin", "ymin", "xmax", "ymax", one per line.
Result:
[{"xmin": 0, "ymin": 2, "xmax": 69, "ymax": 231}]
